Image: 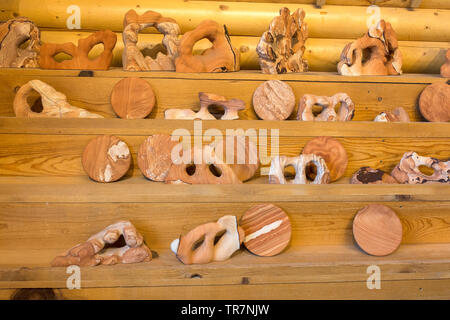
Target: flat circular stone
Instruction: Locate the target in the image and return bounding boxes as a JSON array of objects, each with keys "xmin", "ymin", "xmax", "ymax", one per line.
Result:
[
  {"xmin": 82, "ymin": 135, "xmax": 131, "ymax": 183},
  {"xmin": 353, "ymin": 204, "xmax": 403, "ymax": 256},
  {"xmin": 137, "ymin": 134, "xmax": 180, "ymax": 181},
  {"xmin": 240, "ymin": 203, "xmax": 291, "ymax": 257},
  {"xmin": 418, "ymin": 82, "xmax": 450, "ymax": 122},
  {"xmin": 302, "ymin": 136, "xmax": 348, "ymax": 182},
  {"xmin": 111, "ymin": 77, "xmax": 155, "ymax": 119},
  {"xmin": 252, "ymin": 80, "xmax": 295, "ymax": 120}
]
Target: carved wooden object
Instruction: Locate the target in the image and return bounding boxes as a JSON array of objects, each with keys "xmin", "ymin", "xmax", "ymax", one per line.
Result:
[
  {"xmin": 164, "ymin": 146, "xmax": 242, "ymax": 184},
  {"xmin": 256, "ymin": 7, "xmax": 308, "ymax": 74},
  {"xmin": 373, "ymin": 107, "xmax": 410, "ymax": 122},
  {"xmin": 175, "ymin": 20, "xmax": 240, "ymax": 72},
  {"xmin": 171, "ymin": 215, "xmax": 244, "ymax": 264},
  {"xmin": 337, "ymin": 20, "xmax": 402, "ymax": 76},
  {"xmin": 391, "ymin": 151, "xmax": 450, "ymax": 184},
  {"xmin": 296, "ymin": 93, "xmax": 355, "ymax": 121},
  {"xmin": 137, "ymin": 134, "xmax": 180, "ymax": 181},
  {"xmin": 418, "ymin": 82, "xmax": 450, "ymax": 122},
  {"xmin": 441, "ymin": 49, "xmax": 450, "ymax": 78},
  {"xmin": 51, "ymin": 221, "xmax": 152, "ymax": 267},
  {"xmin": 0, "ymin": 17, "xmax": 40, "ymax": 68},
  {"xmin": 13, "ymin": 80, "xmax": 102, "ymax": 118},
  {"xmin": 39, "ymin": 30, "xmax": 117, "ymax": 70},
  {"xmin": 82, "ymin": 135, "xmax": 131, "ymax": 183},
  {"xmin": 353, "ymin": 204, "xmax": 402, "ymax": 256},
  {"xmin": 252, "ymin": 80, "xmax": 295, "ymax": 120},
  {"xmin": 269, "ymin": 154, "xmax": 330, "ymax": 184},
  {"xmin": 110, "ymin": 77, "xmax": 155, "ymax": 119},
  {"xmin": 302, "ymin": 136, "xmax": 348, "ymax": 182},
  {"xmin": 122, "ymin": 9, "xmax": 180, "ymax": 71},
  {"xmin": 240, "ymin": 204, "xmax": 291, "ymax": 257},
  {"xmin": 350, "ymin": 167, "xmax": 398, "ymax": 184},
  {"xmin": 165, "ymin": 92, "xmax": 245, "ymax": 120}
]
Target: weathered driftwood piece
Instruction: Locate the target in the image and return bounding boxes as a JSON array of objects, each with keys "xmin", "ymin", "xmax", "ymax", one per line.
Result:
[
  {"xmin": 171, "ymin": 215, "xmax": 244, "ymax": 264},
  {"xmin": 122, "ymin": 9, "xmax": 180, "ymax": 71},
  {"xmin": 391, "ymin": 151, "xmax": 450, "ymax": 184},
  {"xmin": 40, "ymin": 30, "xmax": 117, "ymax": 70},
  {"xmin": 256, "ymin": 7, "xmax": 308, "ymax": 74},
  {"xmin": 137, "ymin": 134, "xmax": 180, "ymax": 181},
  {"xmin": 164, "ymin": 146, "xmax": 242, "ymax": 184},
  {"xmin": 110, "ymin": 77, "xmax": 155, "ymax": 119},
  {"xmin": 13, "ymin": 80, "xmax": 102, "ymax": 118},
  {"xmin": 350, "ymin": 167, "xmax": 398, "ymax": 184},
  {"xmin": 175, "ymin": 20, "xmax": 240, "ymax": 72},
  {"xmin": 302, "ymin": 136, "xmax": 348, "ymax": 182},
  {"xmin": 209, "ymin": 135, "xmax": 260, "ymax": 182},
  {"xmin": 252, "ymin": 80, "xmax": 296, "ymax": 120},
  {"xmin": 441, "ymin": 49, "xmax": 450, "ymax": 78},
  {"xmin": 373, "ymin": 107, "xmax": 410, "ymax": 122},
  {"xmin": 418, "ymin": 82, "xmax": 450, "ymax": 122},
  {"xmin": 0, "ymin": 17, "xmax": 40, "ymax": 68},
  {"xmin": 82, "ymin": 135, "xmax": 131, "ymax": 183},
  {"xmin": 51, "ymin": 221, "xmax": 152, "ymax": 267},
  {"xmin": 337, "ymin": 20, "xmax": 402, "ymax": 76},
  {"xmin": 353, "ymin": 204, "xmax": 402, "ymax": 256},
  {"xmin": 268, "ymin": 154, "xmax": 330, "ymax": 184},
  {"xmin": 165, "ymin": 92, "xmax": 245, "ymax": 120},
  {"xmin": 240, "ymin": 204, "xmax": 291, "ymax": 257},
  {"xmin": 296, "ymin": 93, "xmax": 355, "ymax": 121}
]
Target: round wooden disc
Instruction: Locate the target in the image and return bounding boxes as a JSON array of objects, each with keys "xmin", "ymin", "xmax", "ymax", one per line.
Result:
[
  {"xmin": 137, "ymin": 134, "xmax": 180, "ymax": 181},
  {"xmin": 302, "ymin": 136, "xmax": 348, "ymax": 182},
  {"xmin": 418, "ymin": 82, "xmax": 450, "ymax": 122},
  {"xmin": 240, "ymin": 204, "xmax": 291, "ymax": 257},
  {"xmin": 252, "ymin": 80, "xmax": 295, "ymax": 120},
  {"xmin": 353, "ymin": 204, "xmax": 402, "ymax": 256},
  {"xmin": 82, "ymin": 135, "xmax": 131, "ymax": 183},
  {"xmin": 111, "ymin": 77, "xmax": 155, "ymax": 119}
]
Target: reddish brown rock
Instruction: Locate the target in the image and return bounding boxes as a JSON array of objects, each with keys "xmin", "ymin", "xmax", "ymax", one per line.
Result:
[
  {"xmin": 418, "ymin": 82, "xmax": 450, "ymax": 122},
  {"xmin": 350, "ymin": 167, "xmax": 398, "ymax": 184}
]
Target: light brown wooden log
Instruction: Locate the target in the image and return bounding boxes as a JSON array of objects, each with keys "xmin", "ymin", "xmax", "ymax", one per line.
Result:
[
  {"xmin": 2, "ymin": 1, "xmax": 449, "ymax": 41},
  {"xmin": 38, "ymin": 31, "xmax": 450, "ymax": 73},
  {"xmin": 0, "ymin": 70, "xmax": 448, "ymax": 120}
]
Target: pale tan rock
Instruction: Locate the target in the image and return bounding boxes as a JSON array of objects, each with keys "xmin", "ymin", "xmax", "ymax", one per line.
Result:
[
  {"xmin": 252, "ymin": 80, "xmax": 296, "ymax": 120},
  {"xmin": 122, "ymin": 9, "xmax": 180, "ymax": 71},
  {"xmin": 374, "ymin": 107, "xmax": 410, "ymax": 122},
  {"xmin": 391, "ymin": 151, "xmax": 450, "ymax": 184},
  {"xmin": 175, "ymin": 20, "xmax": 240, "ymax": 72},
  {"xmin": 0, "ymin": 17, "xmax": 40, "ymax": 68},
  {"xmin": 51, "ymin": 221, "xmax": 152, "ymax": 267},
  {"xmin": 296, "ymin": 93, "xmax": 355, "ymax": 121},
  {"xmin": 268, "ymin": 154, "xmax": 330, "ymax": 184},
  {"xmin": 13, "ymin": 80, "xmax": 102, "ymax": 118},
  {"xmin": 256, "ymin": 7, "xmax": 308, "ymax": 74},
  {"xmin": 338, "ymin": 20, "xmax": 402, "ymax": 76},
  {"xmin": 170, "ymin": 215, "xmax": 244, "ymax": 264}
]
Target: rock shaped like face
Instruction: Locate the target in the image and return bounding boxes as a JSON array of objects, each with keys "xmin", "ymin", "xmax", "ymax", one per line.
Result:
[
  {"xmin": 82, "ymin": 135, "xmax": 131, "ymax": 183},
  {"xmin": 171, "ymin": 215, "xmax": 244, "ymax": 265},
  {"xmin": 353, "ymin": 204, "xmax": 403, "ymax": 256},
  {"xmin": 175, "ymin": 20, "xmax": 240, "ymax": 73},
  {"xmin": 51, "ymin": 221, "xmax": 152, "ymax": 267},
  {"xmin": 239, "ymin": 204, "xmax": 291, "ymax": 257},
  {"xmin": 252, "ymin": 80, "xmax": 296, "ymax": 120},
  {"xmin": 39, "ymin": 30, "xmax": 117, "ymax": 70},
  {"xmin": 297, "ymin": 93, "xmax": 355, "ymax": 122}
]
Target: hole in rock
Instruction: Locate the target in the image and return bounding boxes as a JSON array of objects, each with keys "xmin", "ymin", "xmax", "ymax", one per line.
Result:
[
  {"xmin": 209, "ymin": 164, "xmax": 222, "ymax": 177},
  {"xmin": 53, "ymin": 52, "xmax": 73, "ymax": 62},
  {"xmin": 283, "ymin": 165, "xmax": 296, "ymax": 181},
  {"xmin": 305, "ymin": 162, "xmax": 318, "ymax": 181},
  {"xmin": 191, "ymin": 235, "xmax": 205, "ymax": 251},
  {"xmin": 312, "ymin": 104, "xmax": 324, "ymax": 117},
  {"xmin": 186, "ymin": 164, "xmax": 196, "ymax": 176},
  {"xmin": 88, "ymin": 43, "xmax": 104, "ymax": 61},
  {"xmin": 207, "ymin": 104, "xmax": 225, "ymax": 119},
  {"xmin": 103, "ymin": 234, "xmax": 126, "ymax": 249},
  {"xmin": 213, "ymin": 229, "xmax": 226, "ymax": 245},
  {"xmin": 27, "ymin": 90, "xmax": 43, "ymax": 113},
  {"xmin": 361, "ymin": 47, "xmax": 376, "ymax": 66},
  {"xmin": 18, "ymin": 38, "xmax": 31, "ymax": 50},
  {"xmin": 418, "ymin": 165, "xmax": 435, "ymax": 176}
]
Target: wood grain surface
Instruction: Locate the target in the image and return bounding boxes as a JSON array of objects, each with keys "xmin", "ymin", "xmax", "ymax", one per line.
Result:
[
  {"xmin": 353, "ymin": 204, "xmax": 403, "ymax": 256},
  {"xmin": 110, "ymin": 78, "xmax": 155, "ymax": 119}
]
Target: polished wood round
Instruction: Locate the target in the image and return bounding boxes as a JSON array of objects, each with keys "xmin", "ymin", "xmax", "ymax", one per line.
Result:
[
  {"xmin": 137, "ymin": 134, "xmax": 180, "ymax": 181},
  {"xmin": 110, "ymin": 77, "xmax": 155, "ymax": 119},
  {"xmin": 353, "ymin": 204, "xmax": 403, "ymax": 256},
  {"xmin": 302, "ymin": 136, "xmax": 348, "ymax": 182},
  {"xmin": 418, "ymin": 82, "xmax": 450, "ymax": 122},
  {"xmin": 82, "ymin": 135, "xmax": 131, "ymax": 183},
  {"xmin": 240, "ymin": 203, "xmax": 291, "ymax": 257}
]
